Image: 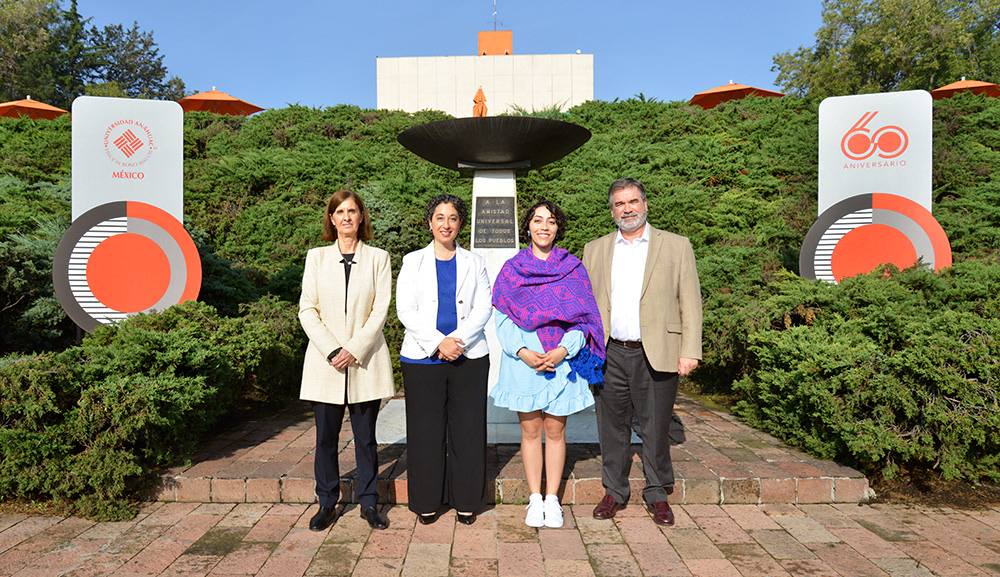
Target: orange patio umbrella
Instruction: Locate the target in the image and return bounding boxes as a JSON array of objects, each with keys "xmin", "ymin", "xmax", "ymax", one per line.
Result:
[
  {"xmin": 178, "ymin": 87, "xmax": 264, "ymax": 116},
  {"xmin": 0, "ymin": 96, "xmax": 68, "ymax": 120},
  {"xmin": 690, "ymin": 81, "xmax": 784, "ymax": 110},
  {"xmin": 472, "ymin": 88, "xmax": 488, "ymax": 117},
  {"xmin": 931, "ymin": 78, "xmax": 1000, "ymax": 100}
]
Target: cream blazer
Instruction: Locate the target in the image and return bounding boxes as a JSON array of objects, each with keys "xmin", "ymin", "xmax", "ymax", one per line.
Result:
[
  {"xmin": 396, "ymin": 243, "xmax": 492, "ymax": 360},
  {"xmin": 582, "ymin": 225, "xmax": 703, "ymax": 373},
  {"xmin": 298, "ymin": 242, "xmax": 394, "ymax": 404}
]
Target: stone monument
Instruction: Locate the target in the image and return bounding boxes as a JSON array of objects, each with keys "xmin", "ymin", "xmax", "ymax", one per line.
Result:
[{"xmin": 397, "ymin": 115, "xmax": 591, "ymax": 426}]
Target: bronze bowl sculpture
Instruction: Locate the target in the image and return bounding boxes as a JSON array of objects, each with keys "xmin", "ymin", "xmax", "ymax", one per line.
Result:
[{"xmin": 397, "ymin": 116, "xmax": 591, "ymax": 174}]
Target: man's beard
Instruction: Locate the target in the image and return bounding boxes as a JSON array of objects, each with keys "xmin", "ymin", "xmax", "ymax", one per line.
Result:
[{"xmin": 615, "ymin": 212, "xmax": 646, "ymax": 232}]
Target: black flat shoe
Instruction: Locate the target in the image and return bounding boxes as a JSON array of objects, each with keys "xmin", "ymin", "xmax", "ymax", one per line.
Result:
[
  {"xmin": 417, "ymin": 513, "xmax": 437, "ymax": 525},
  {"xmin": 309, "ymin": 506, "xmax": 337, "ymax": 531},
  {"xmin": 361, "ymin": 506, "xmax": 389, "ymax": 530},
  {"xmin": 456, "ymin": 512, "xmax": 476, "ymax": 525}
]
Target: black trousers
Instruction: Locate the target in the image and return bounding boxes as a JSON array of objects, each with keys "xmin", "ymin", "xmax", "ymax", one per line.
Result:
[
  {"xmin": 401, "ymin": 356, "xmax": 489, "ymax": 515},
  {"xmin": 313, "ymin": 399, "xmax": 381, "ymax": 509},
  {"xmin": 594, "ymin": 342, "xmax": 678, "ymax": 505}
]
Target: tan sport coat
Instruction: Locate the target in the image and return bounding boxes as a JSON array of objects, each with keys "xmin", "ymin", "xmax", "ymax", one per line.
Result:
[
  {"xmin": 582, "ymin": 225, "xmax": 703, "ymax": 373},
  {"xmin": 298, "ymin": 242, "xmax": 394, "ymax": 404}
]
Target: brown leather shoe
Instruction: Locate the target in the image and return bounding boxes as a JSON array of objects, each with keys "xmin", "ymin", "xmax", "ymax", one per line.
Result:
[
  {"xmin": 648, "ymin": 501, "xmax": 674, "ymax": 526},
  {"xmin": 592, "ymin": 495, "xmax": 622, "ymax": 519}
]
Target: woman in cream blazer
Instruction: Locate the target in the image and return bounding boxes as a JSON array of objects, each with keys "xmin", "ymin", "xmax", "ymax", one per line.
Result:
[
  {"xmin": 396, "ymin": 194, "xmax": 492, "ymax": 525},
  {"xmin": 299, "ymin": 190, "xmax": 393, "ymax": 532}
]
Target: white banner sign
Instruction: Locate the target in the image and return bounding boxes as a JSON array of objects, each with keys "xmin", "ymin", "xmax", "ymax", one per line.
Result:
[
  {"xmin": 71, "ymin": 96, "xmax": 184, "ymax": 221},
  {"xmin": 802, "ymin": 90, "xmax": 950, "ymax": 283},
  {"xmin": 56, "ymin": 96, "xmax": 199, "ymax": 332},
  {"xmin": 818, "ymin": 90, "xmax": 932, "ymax": 213}
]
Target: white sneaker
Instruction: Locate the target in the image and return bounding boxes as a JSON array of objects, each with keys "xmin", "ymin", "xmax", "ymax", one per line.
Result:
[
  {"xmin": 525, "ymin": 493, "xmax": 544, "ymax": 527},
  {"xmin": 543, "ymin": 495, "xmax": 563, "ymax": 528}
]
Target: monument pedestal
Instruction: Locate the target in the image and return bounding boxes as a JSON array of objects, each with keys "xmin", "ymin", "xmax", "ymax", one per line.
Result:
[{"xmin": 470, "ymin": 169, "xmax": 519, "ymax": 425}]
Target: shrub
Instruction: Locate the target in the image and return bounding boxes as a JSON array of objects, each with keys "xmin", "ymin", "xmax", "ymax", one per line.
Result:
[
  {"xmin": 734, "ymin": 262, "xmax": 1000, "ymax": 482},
  {"xmin": 215, "ymin": 296, "xmax": 306, "ymax": 405},
  {"xmin": 0, "ymin": 298, "xmax": 304, "ymax": 519},
  {"xmin": 0, "ymin": 353, "xmax": 78, "ymax": 499}
]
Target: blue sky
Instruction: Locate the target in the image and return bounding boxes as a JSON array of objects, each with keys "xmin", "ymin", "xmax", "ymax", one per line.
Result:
[{"xmin": 79, "ymin": 0, "xmax": 823, "ymax": 111}]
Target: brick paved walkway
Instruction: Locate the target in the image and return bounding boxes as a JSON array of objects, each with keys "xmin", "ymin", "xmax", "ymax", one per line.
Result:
[
  {"xmin": 5, "ymin": 393, "xmax": 998, "ymax": 575},
  {"xmin": 3, "ymin": 392, "xmax": 1000, "ymax": 576},
  {"xmin": 4, "ymin": 501, "xmax": 1000, "ymax": 576}
]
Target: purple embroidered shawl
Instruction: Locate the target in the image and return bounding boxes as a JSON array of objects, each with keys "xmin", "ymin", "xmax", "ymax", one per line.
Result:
[{"xmin": 492, "ymin": 247, "xmax": 605, "ymax": 383}]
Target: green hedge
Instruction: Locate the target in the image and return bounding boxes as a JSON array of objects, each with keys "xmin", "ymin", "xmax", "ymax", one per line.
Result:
[
  {"xmin": 3, "ymin": 94, "xmax": 1000, "ymax": 507},
  {"xmin": 733, "ymin": 260, "xmax": 1000, "ymax": 482},
  {"xmin": 0, "ymin": 298, "xmax": 303, "ymax": 519}
]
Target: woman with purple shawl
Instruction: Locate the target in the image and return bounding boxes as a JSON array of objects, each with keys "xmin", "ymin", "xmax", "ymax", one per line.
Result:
[{"xmin": 491, "ymin": 200, "xmax": 605, "ymax": 528}]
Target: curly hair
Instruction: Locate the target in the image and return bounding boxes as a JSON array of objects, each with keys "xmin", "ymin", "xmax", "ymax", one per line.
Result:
[
  {"xmin": 321, "ymin": 190, "xmax": 373, "ymax": 242},
  {"xmin": 424, "ymin": 194, "xmax": 468, "ymax": 233},
  {"xmin": 520, "ymin": 200, "xmax": 567, "ymax": 245}
]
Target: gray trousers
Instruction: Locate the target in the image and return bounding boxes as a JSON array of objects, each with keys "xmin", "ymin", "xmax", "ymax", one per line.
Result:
[{"xmin": 595, "ymin": 341, "xmax": 678, "ymax": 505}]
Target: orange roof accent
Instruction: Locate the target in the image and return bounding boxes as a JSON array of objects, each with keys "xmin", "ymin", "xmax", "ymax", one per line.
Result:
[
  {"xmin": 178, "ymin": 89, "xmax": 264, "ymax": 116},
  {"xmin": 0, "ymin": 98, "xmax": 68, "ymax": 120},
  {"xmin": 478, "ymin": 30, "xmax": 512, "ymax": 55},
  {"xmin": 931, "ymin": 79, "xmax": 1000, "ymax": 100},
  {"xmin": 689, "ymin": 82, "xmax": 784, "ymax": 110}
]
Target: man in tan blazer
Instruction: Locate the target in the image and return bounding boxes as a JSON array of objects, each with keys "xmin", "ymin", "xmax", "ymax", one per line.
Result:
[{"xmin": 582, "ymin": 177, "xmax": 702, "ymax": 527}]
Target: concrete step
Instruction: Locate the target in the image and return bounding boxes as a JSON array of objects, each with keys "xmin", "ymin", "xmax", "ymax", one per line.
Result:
[{"xmin": 154, "ymin": 395, "xmax": 871, "ymax": 506}]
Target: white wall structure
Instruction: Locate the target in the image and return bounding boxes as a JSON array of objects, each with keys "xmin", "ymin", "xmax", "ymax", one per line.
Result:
[{"xmin": 377, "ymin": 54, "xmax": 594, "ymax": 117}]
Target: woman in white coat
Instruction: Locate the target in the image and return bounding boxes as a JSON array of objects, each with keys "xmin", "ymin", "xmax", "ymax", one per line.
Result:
[
  {"xmin": 299, "ymin": 190, "xmax": 394, "ymax": 532},
  {"xmin": 396, "ymin": 194, "xmax": 492, "ymax": 525}
]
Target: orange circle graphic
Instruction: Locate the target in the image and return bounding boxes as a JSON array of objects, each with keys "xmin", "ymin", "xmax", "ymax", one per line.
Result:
[
  {"xmin": 87, "ymin": 233, "xmax": 171, "ymax": 312},
  {"xmin": 877, "ymin": 131, "xmax": 902, "ymax": 154},
  {"xmin": 830, "ymin": 224, "xmax": 917, "ymax": 282},
  {"xmin": 847, "ymin": 133, "xmax": 871, "ymax": 156}
]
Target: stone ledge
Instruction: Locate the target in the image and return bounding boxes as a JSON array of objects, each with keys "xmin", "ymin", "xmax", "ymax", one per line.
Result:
[{"xmin": 154, "ymin": 395, "xmax": 872, "ymax": 506}]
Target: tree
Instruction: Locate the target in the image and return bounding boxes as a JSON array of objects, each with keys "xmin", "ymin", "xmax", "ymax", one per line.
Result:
[
  {"xmin": 82, "ymin": 81, "xmax": 127, "ymax": 99},
  {"xmin": 12, "ymin": 0, "xmax": 103, "ymax": 108},
  {"xmin": 48, "ymin": 0, "xmax": 100, "ymax": 107},
  {"xmin": 0, "ymin": 0, "xmax": 53, "ymax": 101},
  {"xmin": 772, "ymin": 0, "xmax": 1000, "ymax": 98},
  {"xmin": 89, "ymin": 22, "xmax": 186, "ymax": 100},
  {"xmin": 0, "ymin": 2, "xmax": 185, "ymax": 107},
  {"xmin": 957, "ymin": 0, "xmax": 1000, "ymax": 81}
]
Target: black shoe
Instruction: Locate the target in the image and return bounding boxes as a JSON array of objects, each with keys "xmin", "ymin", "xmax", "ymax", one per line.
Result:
[
  {"xmin": 309, "ymin": 506, "xmax": 337, "ymax": 531},
  {"xmin": 417, "ymin": 513, "xmax": 438, "ymax": 525},
  {"xmin": 361, "ymin": 506, "xmax": 389, "ymax": 530},
  {"xmin": 456, "ymin": 512, "xmax": 476, "ymax": 525}
]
